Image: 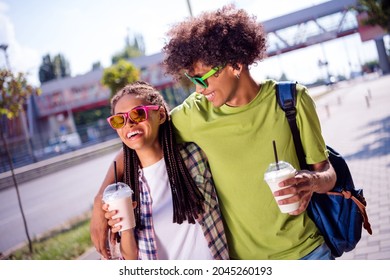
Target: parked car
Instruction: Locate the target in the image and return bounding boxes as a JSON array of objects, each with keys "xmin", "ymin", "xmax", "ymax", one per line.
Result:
[
  {"xmin": 33, "ymin": 132, "xmax": 82, "ymax": 159},
  {"xmin": 60, "ymin": 132, "xmax": 82, "ymax": 149}
]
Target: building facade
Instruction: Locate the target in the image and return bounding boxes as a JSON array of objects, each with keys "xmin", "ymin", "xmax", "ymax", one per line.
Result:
[{"xmin": 1, "ymin": 52, "xmax": 190, "ymax": 172}]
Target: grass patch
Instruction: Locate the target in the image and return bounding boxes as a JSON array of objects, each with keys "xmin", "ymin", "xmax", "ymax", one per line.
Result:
[{"xmin": 6, "ymin": 213, "xmax": 92, "ymax": 260}]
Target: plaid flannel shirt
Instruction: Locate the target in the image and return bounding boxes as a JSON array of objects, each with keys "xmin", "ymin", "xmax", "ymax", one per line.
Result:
[{"xmin": 135, "ymin": 142, "xmax": 229, "ymax": 260}]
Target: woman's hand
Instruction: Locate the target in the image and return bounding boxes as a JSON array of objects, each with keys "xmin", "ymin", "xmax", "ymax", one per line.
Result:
[{"xmin": 102, "ymin": 203, "xmax": 123, "ymax": 233}]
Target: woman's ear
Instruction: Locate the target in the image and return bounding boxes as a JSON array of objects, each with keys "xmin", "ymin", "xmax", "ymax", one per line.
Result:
[{"xmin": 159, "ymin": 108, "xmax": 167, "ymax": 124}]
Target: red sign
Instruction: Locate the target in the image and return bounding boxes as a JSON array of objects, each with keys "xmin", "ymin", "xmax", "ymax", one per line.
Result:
[{"xmin": 357, "ymin": 12, "xmax": 386, "ymax": 42}]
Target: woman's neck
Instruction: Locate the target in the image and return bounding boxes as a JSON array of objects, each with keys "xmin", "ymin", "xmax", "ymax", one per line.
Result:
[{"xmin": 136, "ymin": 145, "xmax": 164, "ymax": 168}]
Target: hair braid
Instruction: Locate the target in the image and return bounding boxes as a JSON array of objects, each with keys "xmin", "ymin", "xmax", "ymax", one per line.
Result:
[
  {"xmin": 123, "ymin": 143, "xmax": 142, "ymax": 229},
  {"xmin": 160, "ymin": 120, "xmax": 204, "ymax": 224}
]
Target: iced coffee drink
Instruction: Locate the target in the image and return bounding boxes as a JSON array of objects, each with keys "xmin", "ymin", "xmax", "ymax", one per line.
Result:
[
  {"xmin": 102, "ymin": 182, "xmax": 135, "ymax": 231},
  {"xmin": 264, "ymin": 161, "xmax": 299, "ymax": 213}
]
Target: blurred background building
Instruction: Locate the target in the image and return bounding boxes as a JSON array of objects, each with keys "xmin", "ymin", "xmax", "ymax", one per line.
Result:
[{"xmin": 1, "ymin": 0, "xmax": 389, "ymax": 173}]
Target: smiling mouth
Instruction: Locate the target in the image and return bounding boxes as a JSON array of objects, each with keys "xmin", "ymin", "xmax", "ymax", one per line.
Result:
[
  {"xmin": 126, "ymin": 130, "xmax": 143, "ymax": 139},
  {"xmin": 204, "ymin": 91, "xmax": 215, "ymax": 101}
]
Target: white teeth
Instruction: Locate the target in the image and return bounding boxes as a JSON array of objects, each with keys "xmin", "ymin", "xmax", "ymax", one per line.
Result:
[
  {"xmin": 127, "ymin": 130, "xmax": 142, "ymax": 139},
  {"xmin": 205, "ymin": 91, "xmax": 215, "ymax": 101}
]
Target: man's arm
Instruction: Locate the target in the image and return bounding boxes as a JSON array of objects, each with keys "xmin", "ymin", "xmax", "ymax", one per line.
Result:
[
  {"xmin": 308, "ymin": 160, "xmax": 337, "ymax": 193},
  {"xmin": 90, "ymin": 148, "xmax": 124, "ymax": 259}
]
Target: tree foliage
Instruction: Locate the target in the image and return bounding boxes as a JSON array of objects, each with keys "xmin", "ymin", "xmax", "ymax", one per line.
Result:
[
  {"xmin": 38, "ymin": 53, "xmax": 71, "ymax": 84},
  {"xmin": 112, "ymin": 33, "xmax": 145, "ymax": 64},
  {"xmin": 92, "ymin": 61, "xmax": 102, "ymax": 71},
  {"xmin": 355, "ymin": 0, "xmax": 390, "ymax": 32},
  {"xmin": 0, "ymin": 69, "xmax": 40, "ymax": 254},
  {"xmin": 101, "ymin": 59, "xmax": 140, "ymax": 98},
  {"xmin": 0, "ymin": 69, "xmax": 40, "ymax": 119}
]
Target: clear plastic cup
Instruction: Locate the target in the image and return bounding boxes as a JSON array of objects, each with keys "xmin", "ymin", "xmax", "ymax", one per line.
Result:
[
  {"xmin": 102, "ymin": 182, "xmax": 135, "ymax": 231},
  {"xmin": 264, "ymin": 161, "xmax": 299, "ymax": 213}
]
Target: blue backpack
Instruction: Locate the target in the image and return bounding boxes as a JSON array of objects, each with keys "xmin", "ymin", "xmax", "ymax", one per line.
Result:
[{"xmin": 276, "ymin": 81, "xmax": 372, "ymax": 257}]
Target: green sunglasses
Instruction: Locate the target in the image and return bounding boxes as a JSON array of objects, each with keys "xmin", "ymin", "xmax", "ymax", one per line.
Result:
[{"xmin": 184, "ymin": 66, "xmax": 223, "ymax": 88}]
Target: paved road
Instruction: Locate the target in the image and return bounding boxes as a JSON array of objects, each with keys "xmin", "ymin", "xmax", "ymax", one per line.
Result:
[{"xmin": 0, "ymin": 147, "xmax": 118, "ymax": 256}]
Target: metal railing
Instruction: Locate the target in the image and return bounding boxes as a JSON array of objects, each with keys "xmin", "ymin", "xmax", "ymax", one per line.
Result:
[{"xmin": 0, "ymin": 122, "xmax": 117, "ymax": 174}]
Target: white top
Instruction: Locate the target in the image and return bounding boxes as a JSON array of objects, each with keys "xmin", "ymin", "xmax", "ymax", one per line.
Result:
[{"xmin": 142, "ymin": 158, "xmax": 213, "ymax": 260}]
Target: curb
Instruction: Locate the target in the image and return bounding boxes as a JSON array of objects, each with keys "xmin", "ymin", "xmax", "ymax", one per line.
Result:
[{"xmin": 78, "ymin": 247, "xmax": 101, "ymax": 260}]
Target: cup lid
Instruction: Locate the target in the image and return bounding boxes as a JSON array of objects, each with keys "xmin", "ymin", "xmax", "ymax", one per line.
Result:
[
  {"xmin": 264, "ymin": 161, "xmax": 295, "ymax": 179},
  {"xmin": 102, "ymin": 182, "xmax": 133, "ymax": 202}
]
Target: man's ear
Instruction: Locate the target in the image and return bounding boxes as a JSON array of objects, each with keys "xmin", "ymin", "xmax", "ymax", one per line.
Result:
[
  {"xmin": 159, "ymin": 108, "xmax": 167, "ymax": 124},
  {"xmin": 226, "ymin": 63, "xmax": 242, "ymax": 78},
  {"xmin": 231, "ymin": 63, "xmax": 242, "ymax": 77}
]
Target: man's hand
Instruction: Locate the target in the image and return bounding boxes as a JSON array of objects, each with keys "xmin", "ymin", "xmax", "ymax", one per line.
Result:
[
  {"xmin": 90, "ymin": 194, "xmax": 109, "ymax": 259},
  {"xmin": 275, "ymin": 170, "xmax": 316, "ymax": 215},
  {"xmin": 89, "ymin": 148, "xmax": 125, "ymax": 259},
  {"xmin": 274, "ymin": 160, "xmax": 336, "ymax": 215}
]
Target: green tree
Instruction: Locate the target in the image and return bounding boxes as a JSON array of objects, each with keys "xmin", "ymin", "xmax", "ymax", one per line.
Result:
[
  {"xmin": 92, "ymin": 61, "xmax": 102, "ymax": 71},
  {"xmin": 0, "ymin": 69, "xmax": 41, "ymax": 253},
  {"xmin": 101, "ymin": 59, "xmax": 140, "ymax": 98},
  {"xmin": 112, "ymin": 33, "xmax": 145, "ymax": 64},
  {"xmin": 53, "ymin": 54, "xmax": 71, "ymax": 78},
  {"xmin": 38, "ymin": 54, "xmax": 55, "ymax": 83},
  {"xmin": 38, "ymin": 53, "xmax": 71, "ymax": 83},
  {"xmin": 355, "ymin": 0, "xmax": 390, "ymax": 32}
]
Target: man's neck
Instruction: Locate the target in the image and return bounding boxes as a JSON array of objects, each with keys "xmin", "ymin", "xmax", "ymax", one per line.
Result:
[{"xmin": 225, "ymin": 71, "xmax": 261, "ymax": 107}]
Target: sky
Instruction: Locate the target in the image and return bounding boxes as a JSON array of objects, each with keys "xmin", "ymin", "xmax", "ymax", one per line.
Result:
[{"xmin": 0, "ymin": 0, "xmax": 386, "ymax": 86}]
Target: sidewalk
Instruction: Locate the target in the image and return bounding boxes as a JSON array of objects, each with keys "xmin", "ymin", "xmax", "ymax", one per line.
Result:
[
  {"xmin": 78, "ymin": 75, "xmax": 390, "ymax": 260},
  {"xmin": 314, "ymin": 74, "xmax": 390, "ymax": 259},
  {"xmin": 79, "ymin": 247, "xmax": 101, "ymax": 260}
]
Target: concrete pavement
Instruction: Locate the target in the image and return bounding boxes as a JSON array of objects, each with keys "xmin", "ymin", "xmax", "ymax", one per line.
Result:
[{"xmin": 314, "ymin": 74, "xmax": 390, "ymax": 259}]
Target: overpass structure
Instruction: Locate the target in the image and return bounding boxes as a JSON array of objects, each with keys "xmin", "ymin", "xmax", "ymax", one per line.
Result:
[{"xmin": 261, "ymin": 0, "xmax": 389, "ymax": 74}]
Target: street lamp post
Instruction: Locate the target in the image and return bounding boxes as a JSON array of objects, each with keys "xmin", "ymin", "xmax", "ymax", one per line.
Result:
[
  {"xmin": 0, "ymin": 44, "xmax": 11, "ymax": 70},
  {"xmin": 186, "ymin": 0, "xmax": 193, "ymax": 17}
]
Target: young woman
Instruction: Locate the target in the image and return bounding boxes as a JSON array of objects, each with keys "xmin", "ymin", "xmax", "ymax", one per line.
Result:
[{"xmin": 100, "ymin": 81, "xmax": 228, "ymax": 260}]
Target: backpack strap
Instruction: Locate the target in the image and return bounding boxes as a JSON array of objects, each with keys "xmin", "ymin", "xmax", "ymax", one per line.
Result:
[
  {"xmin": 276, "ymin": 82, "xmax": 373, "ymax": 238},
  {"xmin": 276, "ymin": 81, "xmax": 309, "ymax": 170}
]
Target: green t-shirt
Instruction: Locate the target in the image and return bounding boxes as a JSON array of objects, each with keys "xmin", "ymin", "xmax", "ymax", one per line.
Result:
[{"xmin": 171, "ymin": 80, "xmax": 327, "ymax": 259}]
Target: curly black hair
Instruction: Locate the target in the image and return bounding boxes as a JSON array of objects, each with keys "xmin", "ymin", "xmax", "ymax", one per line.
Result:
[{"xmin": 163, "ymin": 4, "xmax": 267, "ymax": 78}]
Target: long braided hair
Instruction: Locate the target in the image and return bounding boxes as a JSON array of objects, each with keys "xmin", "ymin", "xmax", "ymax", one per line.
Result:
[{"xmin": 110, "ymin": 81, "xmax": 204, "ymax": 229}]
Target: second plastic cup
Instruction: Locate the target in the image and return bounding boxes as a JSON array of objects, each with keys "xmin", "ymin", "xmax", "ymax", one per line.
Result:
[
  {"xmin": 102, "ymin": 182, "xmax": 135, "ymax": 231},
  {"xmin": 264, "ymin": 161, "xmax": 299, "ymax": 213}
]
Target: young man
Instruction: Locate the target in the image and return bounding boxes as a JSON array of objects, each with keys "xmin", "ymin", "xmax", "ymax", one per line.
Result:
[{"xmin": 91, "ymin": 5, "xmax": 336, "ymax": 259}]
